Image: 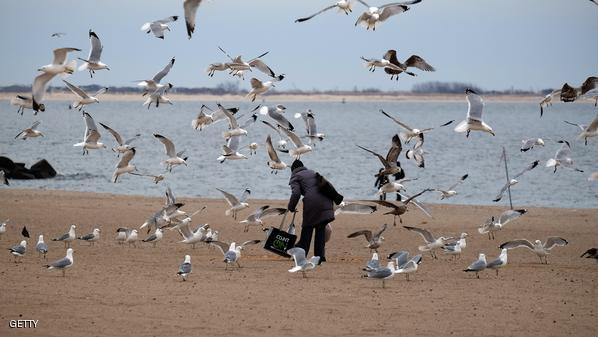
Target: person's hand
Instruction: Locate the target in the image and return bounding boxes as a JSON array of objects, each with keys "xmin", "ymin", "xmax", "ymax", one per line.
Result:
[
  {"xmin": 288, "ymin": 208, "xmax": 297, "ymax": 213},
  {"xmin": 339, "ymin": 201, "xmax": 346, "ymax": 208}
]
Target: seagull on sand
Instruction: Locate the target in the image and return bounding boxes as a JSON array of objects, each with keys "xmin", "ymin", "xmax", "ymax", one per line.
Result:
[
  {"xmin": 137, "ymin": 57, "xmax": 175, "ymax": 96},
  {"xmin": 115, "ymin": 227, "xmax": 133, "ymax": 245},
  {"xmin": 454, "ymin": 88, "xmax": 495, "ymax": 137},
  {"xmin": 565, "ymin": 114, "xmax": 598, "ymax": 145},
  {"xmin": 247, "ymin": 77, "xmax": 281, "ymax": 102},
  {"xmin": 442, "ymin": 233, "xmax": 468, "ymax": 259},
  {"xmin": 364, "ymin": 252, "xmax": 380, "ymax": 272},
  {"xmin": 125, "ymin": 229, "xmax": 140, "ymax": 247},
  {"xmin": 347, "ymin": 223, "xmax": 388, "ymax": 252},
  {"xmin": 366, "ymin": 188, "xmax": 432, "ymax": 225},
  {"xmin": 154, "ymin": 134, "xmax": 187, "ymax": 172},
  {"xmin": 354, "ymin": 0, "xmax": 422, "ymax": 31},
  {"xmin": 580, "ymin": 248, "xmax": 598, "ymax": 261},
  {"xmin": 295, "ymin": 0, "xmax": 355, "ymax": 22},
  {"xmin": 500, "ymin": 237, "xmax": 568, "ymax": 264},
  {"xmin": 478, "ymin": 209, "xmax": 527, "ymax": 240},
  {"xmin": 363, "ymin": 261, "xmax": 395, "ymax": 288},
  {"xmin": 486, "ymin": 249, "xmax": 508, "ymax": 276},
  {"xmin": 287, "ymin": 247, "xmax": 320, "ymax": 277},
  {"xmin": 217, "ymin": 188, "xmax": 251, "ymax": 220},
  {"xmin": 434, "ymin": 174, "xmax": 468, "ymax": 200},
  {"xmin": 177, "ymin": 255, "xmax": 192, "ymax": 281},
  {"xmin": 142, "ymin": 228, "xmax": 163, "ymax": 247},
  {"xmin": 183, "ymin": 0, "xmax": 203, "ymax": 39},
  {"xmin": 493, "ymin": 160, "xmax": 539, "ymax": 202},
  {"xmin": 141, "ymin": 16, "xmax": 178, "ymax": 39},
  {"xmin": 0, "ymin": 220, "xmax": 7, "ymax": 238},
  {"xmin": 278, "ymin": 126, "xmax": 312, "ymax": 159},
  {"xmin": 22, "ymin": 226, "xmax": 30, "ymax": 238},
  {"xmin": 37, "ymin": 47, "xmax": 80, "ymax": 76},
  {"xmin": 382, "ymin": 50, "xmax": 436, "ymax": 80},
  {"xmin": 210, "ymin": 240, "xmax": 261, "ymax": 270},
  {"xmin": 45, "ymin": 248, "xmax": 74, "ymax": 277},
  {"xmin": 99, "ymin": 123, "xmax": 141, "ymax": 156},
  {"xmin": 15, "ymin": 121, "xmax": 44, "ymax": 140},
  {"xmin": 63, "ymin": 79, "xmax": 108, "ymax": 111},
  {"xmin": 0, "ymin": 171, "xmax": 8, "ymax": 186},
  {"xmin": 520, "ymin": 138, "xmax": 545, "ymax": 152},
  {"xmin": 265, "ymin": 135, "xmax": 288, "ymax": 173},
  {"xmin": 403, "ymin": 225, "xmax": 452, "ymax": 259},
  {"xmin": 546, "ymin": 140, "xmax": 584, "ymax": 173},
  {"xmin": 357, "ymin": 134, "xmax": 403, "ymax": 177},
  {"xmin": 74, "ymin": 112, "xmax": 106, "ymax": 155},
  {"xmin": 380, "ymin": 109, "xmax": 453, "ymax": 143},
  {"xmin": 78, "ymin": 30, "xmax": 110, "ymax": 78},
  {"xmin": 463, "ymin": 253, "xmax": 487, "ymax": 278},
  {"xmin": 539, "ymin": 89, "xmax": 561, "ymax": 117},
  {"xmin": 52, "ymin": 224, "xmax": 76, "ymax": 248},
  {"xmin": 8, "ymin": 240, "xmax": 26, "ymax": 263},
  {"xmin": 112, "ymin": 148, "xmax": 137, "ymax": 183},
  {"xmin": 36, "ymin": 235, "xmax": 48, "ymax": 259},
  {"xmin": 77, "ymin": 228, "xmax": 101, "ymax": 246},
  {"xmin": 559, "ymin": 76, "xmax": 598, "ymax": 103},
  {"xmin": 388, "ymin": 251, "xmax": 422, "ymax": 280},
  {"xmin": 240, "ymin": 205, "xmax": 287, "ymax": 232}
]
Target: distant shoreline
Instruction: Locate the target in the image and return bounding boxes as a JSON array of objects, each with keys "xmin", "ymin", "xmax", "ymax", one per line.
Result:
[{"xmin": 0, "ymin": 92, "xmax": 546, "ymax": 103}]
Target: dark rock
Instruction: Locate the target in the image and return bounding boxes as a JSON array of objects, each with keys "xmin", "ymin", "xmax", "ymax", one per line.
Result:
[
  {"xmin": 30, "ymin": 159, "xmax": 57, "ymax": 178},
  {"xmin": 0, "ymin": 156, "xmax": 57, "ymax": 179}
]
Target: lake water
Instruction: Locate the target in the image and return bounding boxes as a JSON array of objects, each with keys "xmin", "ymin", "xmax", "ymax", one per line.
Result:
[{"xmin": 1, "ymin": 97, "xmax": 597, "ymax": 209}]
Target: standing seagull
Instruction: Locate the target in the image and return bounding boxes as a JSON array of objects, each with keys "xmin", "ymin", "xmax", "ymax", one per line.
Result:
[
  {"xmin": 177, "ymin": 255, "xmax": 192, "ymax": 281},
  {"xmin": 63, "ymin": 79, "xmax": 108, "ymax": 110},
  {"xmin": 0, "ymin": 220, "xmax": 7, "ymax": 238},
  {"xmin": 434, "ymin": 174, "xmax": 468, "ymax": 200},
  {"xmin": 347, "ymin": 223, "xmax": 388, "ymax": 252},
  {"xmin": 15, "ymin": 121, "xmax": 44, "ymax": 140},
  {"xmin": 52, "ymin": 224, "xmax": 76, "ymax": 248},
  {"xmin": 357, "ymin": 134, "xmax": 402, "ymax": 177},
  {"xmin": 463, "ymin": 253, "xmax": 487, "ymax": 279},
  {"xmin": 382, "ymin": 50, "xmax": 435, "ymax": 80},
  {"xmin": 44, "ymin": 248, "xmax": 74, "ymax": 277},
  {"xmin": 363, "ymin": 261, "xmax": 395, "ymax": 288},
  {"xmin": 295, "ymin": 1, "xmax": 355, "ymax": 22},
  {"xmin": 354, "ymin": 0, "xmax": 422, "ymax": 31},
  {"xmin": 454, "ymin": 88, "xmax": 495, "ymax": 137},
  {"xmin": 74, "ymin": 112, "xmax": 106, "ymax": 155},
  {"xmin": 36, "ymin": 235, "xmax": 48, "ymax": 259},
  {"xmin": 99, "ymin": 123, "xmax": 141, "ymax": 156},
  {"xmin": 500, "ymin": 237, "xmax": 568, "ymax": 264},
  {"xmin": 77, "ymin": 228, "xmax": 101, "ymax": 246},
  {"xmin": 37, "ymin": 47, "xmax": 80, "ymax": 76},
  {"xmin": 217, "ymin": 188, "xmax": 251, "ymax": 220},
  {"xmin": 137, "ymin": 57, "xmax": 175, "ymax": 96},
  {"xmin": 112, "ymin": 148, "xmax": 137, "ymax": 183},
  {"xmin": 141, "ymin": 16, "xmax": 178, "ymax": 39},
  {"xmin": 287, "ymin": 247, "xmax": 320, "ymax": 278},
  {"xmin": 142, "ymin": 228, "xmax": 163, "ymax": 247},
  {"xmin": 210, "ymin": 240, "xmax": 261, "ymax": 270},
  {"xmin": 546, "ymin": 140, "xmax": 584, "ymax": 173},
  {"xmin": 9, "ymin": 240, "xmax": 27, "ymax": 263},
  {"xmin": 78, "ymin": 30, "xmax": 110, "ymax": 78},
  {"xmin": 486, "ymin": 249, "xmax": 508, "ymax": 276},
  {"xmin": 183, "ymin": 0, "xmax": 203, "ymax": 39},
  {"xmin": 154, "ymin": 134, "xmax": 187, "ymax": 172},
  {"xmin": 388, "ymin": 251, "xmax": 422, "ymax": 280}
]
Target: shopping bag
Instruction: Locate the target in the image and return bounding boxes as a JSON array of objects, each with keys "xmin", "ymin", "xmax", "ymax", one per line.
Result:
[{"xmin": 263, "ymin": 211, "xmax": 297, "ymax": 257}]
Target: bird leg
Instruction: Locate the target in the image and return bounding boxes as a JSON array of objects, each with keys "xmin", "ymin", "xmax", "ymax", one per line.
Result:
[
  {"xmin": 236, "ymin": 262, "xmax": 242, "ymax": 269},
  {"xmin": 466, "ymin": 130, "xmax": 470, "ymax": 138},
  {"xmin": 476, "ymin": 272, "xmax": 479, "ymax": 279},
  {"xmin": 302, "ymin": 271, "xmax": 307, "ymax": 278},
  {"xmin": 62, "ymin": 269, "xmax": 66, "ymax": 277}
]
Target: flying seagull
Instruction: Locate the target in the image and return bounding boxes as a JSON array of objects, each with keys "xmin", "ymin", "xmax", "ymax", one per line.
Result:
[
  {"xmin": 15, "ymin": 121, "xmax": 44, "ymax": 140},
  {"xmin": 539, "ymin": 89, "xmax": 560, "ymax": 117},
  {"xmin": 141, "ymin": 16, "xmax": 178, "ymax": 39},
  {"xmin": 37, "ymin": 47, "xmax": 80, "ymax": 76},
  {"xmin": 403, "ymin": 225, "xmax": 453, "ymax": 259},
  {"xmin": 380, "ymin": 109, "xmax": 453, "ymax": 143},
  {"xmin": 295, "ymin": 1, "xmax": 355, "ymax": 22},
  {"xmin": 73, "ymin": 112, "xmax": 106, "ymax": 155},
  {"xmin": 454, "ymin": 88, "xmax": 495, "ymax": 137},
  {"xmin": 434, "ymin": 174, "xmax": 468, "ymax": 200},
  {"xmin": 112, "ymin": 148, "xmax": 137, "ymax": 183},
  {"xmin": 365, "ymin": 188, "xmax": 433, "ymax": 225},
  {"xmin": 478, "ymin": 209, "xmax": 527, "ymax": 240},
  {"xmin": 99, "ymin": 122, "xmax": 141, "ymax": 156},
  {"xmin": 154, "ymin": 134, "xmax": 187, "ymax": 172},
  {"xmin": 78, "ymin": 30, "xmax": 110, "ymax": 78},
  {"xmin": 382, "ymin": 49, "xmax": 435, "ymax": 80},
  {"xmin": 210, "ymin": 240, "xmax": 261, "ymax": 270},
  {"xmin": 137, "ymin": 57, "xmax": 175, "ymax": 96},
  {"xmin": 217, "ymin": 188, "xmax": 251, "ymax": 220},
  {"xmin": 493, "ymin": 160, "xmax": 539, "ymax": 202},
  {"xmin": 63, "ymin": 79, "xmax": 108, "ymax": 110},
  {"xmin": 357, "ymin": 134, "xmax": 402, "ymax": 177},
  {"xmin": 559, "ymin": 77, "xmax": 598, "ymax": 103},
  {"xmin": 520, "ymin": 138, "xmax": 545, "ymax": 152},
  {"xmin": 500, "ymin": 237, "xmax": 568, "ymax": 264},
  {"xmin": 354, "ymin": 0, "xmax": 422, "ymax": 31},
  {"xmin": 546, "ymin": 140, "xmax": 584, "ymax": 173},
  {"xmin": 347, "ymin": 223, "xmax": 388, "ymax": 252},
  {"xmin": 183, "ymin": 0, "xmax": 203, "ymax": 39},
  {"xmin": 565, "ymin": 115, "xmax": 598, "ymax": 145}
]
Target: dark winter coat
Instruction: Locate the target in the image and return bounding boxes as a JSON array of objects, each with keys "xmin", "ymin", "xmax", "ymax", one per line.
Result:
[{"xmin": 287, "ymin": 167, "xmax": 336, "ymax": 228}]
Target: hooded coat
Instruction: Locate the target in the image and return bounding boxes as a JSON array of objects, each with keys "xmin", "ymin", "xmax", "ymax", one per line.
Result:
[{"xmin": 288, "ymin": 166, "xmax": 338, "ymax": 227}]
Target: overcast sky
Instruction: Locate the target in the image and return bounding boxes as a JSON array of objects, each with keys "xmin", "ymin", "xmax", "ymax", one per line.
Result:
[{"xmin": 1, "ymin": 0, "xmax": 597, "ymax": 92}]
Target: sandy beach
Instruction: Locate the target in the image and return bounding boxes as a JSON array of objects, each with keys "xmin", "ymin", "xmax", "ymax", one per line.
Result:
[{"xmin": 0, "ymin": 189, "xmax": 597, "ymax": 337}]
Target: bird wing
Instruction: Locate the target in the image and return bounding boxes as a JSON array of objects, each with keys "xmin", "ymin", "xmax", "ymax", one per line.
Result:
[
  {"xmin": 466, "ymin": 90, "xmax": 484, "ymax": 121},
  {"xmin": 388, "ymin": 251, "xmax": 409, "ymax": 269},
  {"xmin": 248, "ymin": 59, "xmax": 276, "ymax": 78},
  {"xmin": 497, "ymin": 209, "xmax": 527, "ymax": 226},
  {"xmin": 347, "ymin": 230, "xmax": 373, "ymax": 242},
  {"xmin": 287, "ymin": 247, "xmax": 308, "ymax": 267},
  {"xmin": 88, "ymin": 30, "xmax": 103, "ymax": 62},
  {"xmin": 156, "ymin": 15, "xmax": 178, "ymax": 24},
  {"xmin": 447, "ymin": 174, "xmax": 468, "ymax": 191},
  {"xmin": 49, "ymin": 256, "xmax": 72, "ymax": 269},
  {"xmin": 250, "ymin": 78, "xmax": 264, "ymax": 90},
  {"xmin": 153, "ymin": 57, "xmax": 175, "ymax": 83},
  {"xmin": 403, "ymin": 226, "xmax": 435, "ymax": 243},
  {"xmin": 184, "ymin": 0, "xmax": 203, "ymax": 39},
  {"xmin": 29, "ymin": 121, "xmax": 41, "ymax": 130},
  {"xmin": 83, "ymin": 112, "xmax": 99, "ymax": 137},
  {"xmin": 260, "ymin": 207, "xmax": 287, "ymax": 219},
  {"xmin": 380, "ymin": 109, "xmax": 413, "ymax": 131},
  {"xmin": 210, "ymin": 240, "xmax": 230, "ymax": 256},
  {"xmin": 179, "ymin": 262, "xmax": 192, "ymax": 274},
  {"xmin": 499, "ymin": 239, "xmax": 534, "ymax": 250},
  {"xmin": 262, "ymin": 120, "xmax": 285, "ymax": 138},
  {"xmin": 465, "ymin": 258, "xmax": 486, "ymax": 271},
  {"xmin": 404, "ymin": 55, "xmax": 435, "ymax": 71},
  {"xmin": 116, "ymin": 148, "xmax": 136, "ymax": 168},
  {"xmin": 219, "ymin": 103, "xmax": 240, "ymax": 129},
  {"xmin": 265, "ymin": 135, "xmax": 281, "ymax": 162},
  {"xmin": 493, "ymin": 182, "xmax": 510, "ymax": 202},
  {"xmin": 154, "ymin": 134, "xmax": 176, "ymax": 157},
  {"xmin": 375, "ymin": 223, "xmax": 388, "ymax": 238},
  {"xmin": 385, "ymin": 134, "xmax": 403, "ymax": 163},
  {"xmin": 520, "ymin": 138, "xmax": 538, "ymax": 151},
  {"xmin": 63, "ymin": 79, "xmax": 90, "ymax": 99},
  {"xmin": 267, "ymin": 108, "xmax": 294, "ymax": 131},
  {"xmin": 544, "ymin": 237, "xmax": 568, "ymax": 250},
  {"xmin": 217, "ymin": 188, "xmax": 240, "ymax": 207},
  {"xmin": 512, "ymin": 160, "xmax": 539, "ymax": 179},
  {"xmin": 334, "ymin": 202, "xmax": 377, "ymax": 215},
  {"xmin": 278, "ymin": 126, "xmax": 304, "ymax": 148},
  {"xmin": 177, "ymin": 223, "xmax": 193, "ymax": 240},
  {"xmin": 584, "ymin": 114, "xmax": 598, "ymax": 133},
  {"xmin": 366, "ymin": 199, "xmax": 399, "ymax": 210},
  {"xmin": 305, "ymin": 112, "xmax": 318, "ymax": 136},
  {"xmin": 580, "ymin": 76, "xmax": 598, "ymax": 95},
  {"xmin": 52, "ymin": 47, "xmax": 80, "ymax": 65},
  {"xmin": 560, "ymin": 83, "xmax": 577, "ymax": 102},
  {"xmin": 240, "ymin": 239, "xmax": 261, "ymax": 248},
  {"xmin": 356, "ymin": 145, "xmax": 390, "ymax": 169},
  {"xmin": 240, "ymin": 189, "xmax": 251, "ymax": 203},
  {"xmin": 226, "ymin": 135, "xmax": 241, "ymax": 152},
  {"xmin": 555, "ymin": 142, "xmax": 572, "ymax": 162},
  {"xmin": 378, "ymin": 4, "xmax": 410, "ymax": 22},
  {"xmin": 99, "ymin": 122, "xmax": 124, "ymax": 145},
  {"xmin": 32, "ymin": 72, "xmax": 55, "ymax": 105},
  {"xmin": 295, "ymin": 4, "xmax": 338, "ymax": 22}
]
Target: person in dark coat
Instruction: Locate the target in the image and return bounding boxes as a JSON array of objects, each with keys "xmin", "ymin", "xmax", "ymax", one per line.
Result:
[{"xmin": 287, "ymin": 160, "xmax": 342, "ymax": 263}]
